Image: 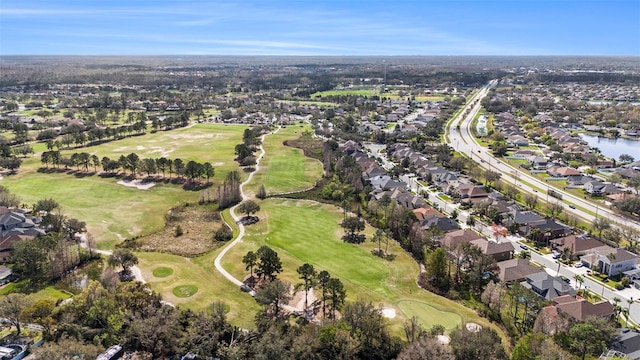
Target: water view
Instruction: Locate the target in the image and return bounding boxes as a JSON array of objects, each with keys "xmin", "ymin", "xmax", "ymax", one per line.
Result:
[{"xmin": 578, "ymin": 133, "xmax": 640, "ymax": 161}]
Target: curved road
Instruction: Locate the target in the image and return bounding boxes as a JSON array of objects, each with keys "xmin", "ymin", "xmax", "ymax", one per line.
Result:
[{"xmin": 447, "ymin": 81, "xmax": 640, "ymax": 232}]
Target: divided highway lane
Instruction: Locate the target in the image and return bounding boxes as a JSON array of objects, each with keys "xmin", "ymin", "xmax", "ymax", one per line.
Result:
[{"xmin": 447, "ymin": 81, "xmax": 640, "ymax": 232}]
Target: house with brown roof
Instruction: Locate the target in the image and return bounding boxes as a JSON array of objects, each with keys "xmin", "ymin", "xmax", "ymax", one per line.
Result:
[
  {"xmin": 553, "ymin": 295, "xmax": 614, "ymax": 322},
  {"xmin": 497, "ymin": 258, "xmax": 545, "ymax": 283},
  {"xmin": 550, "ymin": 234, "xmax": 604, "ymax": 259},
  {"xmin": 0, "ymin": 234, "xmax": 33, "ymax": 263},
  {"xmin": 470, "ymin": 238, "xmax": 515, "ymax": 262},
  {"xmin": 546, "ymin": 166, "xmax": 581, "ymax": 177},
  {"xmin": 452, "ymin": 183, "xmax": 489, "ymax": 202},
  {"xmin": 441, "ymin": 229, "xmax": 485, "ymax": 250},
  {"xmin": 412, "ymin": 206, "xmax": 442, "ymax": 221}
]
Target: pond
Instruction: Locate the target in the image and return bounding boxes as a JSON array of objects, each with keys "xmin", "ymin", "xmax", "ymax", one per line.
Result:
[{"xmin": 578, "ymin": 133, "xmax": 640, "ymax": 162}]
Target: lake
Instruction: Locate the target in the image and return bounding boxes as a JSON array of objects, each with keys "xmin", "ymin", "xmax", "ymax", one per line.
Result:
[{"xmin": 578, "ymin": 133, "xmax": 640, "ymax": 161}]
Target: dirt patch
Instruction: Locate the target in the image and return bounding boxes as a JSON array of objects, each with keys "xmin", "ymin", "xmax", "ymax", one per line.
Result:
[
  {"xmin": 134, "ymin": 203, "xmax": 226, "ymax": 256},
  {"xmin": 117, "ymin": 179, "xmax": 156, "ymax": 190}
]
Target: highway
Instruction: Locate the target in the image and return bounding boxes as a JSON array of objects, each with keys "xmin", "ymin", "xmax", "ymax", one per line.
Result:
[{"xmin": 446, "ymin": 81, "xmax": 640, "ymax": 232}]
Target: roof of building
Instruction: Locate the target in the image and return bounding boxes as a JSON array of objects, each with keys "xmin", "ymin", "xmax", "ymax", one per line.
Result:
[
  {"xmin": 441, "ymin": 229, "xmax": 485, "ymax": 249},
  {"xmin": 610, "ymin": 329, "xmax": 640, "ymax": 360},
  {"xmin": 470, "ymin": 238, "xmax": 515, "ymax": 255},
  {"xmin": 497, "ymin": 258, "xmax": 545, "ymax": 283},
  {"xmin": 553, "ymin": 295, "xmax": 614, "ymax": 321},
  {"xmin": 551, "ymin": 234, "xmax": 604, "ymax": 254},
  {"xmin": 522, "ymin": 272, "xmax": 576, "ymax": 301}
]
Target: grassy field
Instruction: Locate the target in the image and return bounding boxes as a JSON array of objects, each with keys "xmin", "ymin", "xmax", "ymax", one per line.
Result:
[
  {"xmin": 2, "ymin": 123, "xmax": 247, "ymax": 248},
  {"xmin": 311, "ymin": 88, "xmax": 381, "ymax": 98},
  {"xmin": 244, "ymin": 125, "xmax": 323, "ymax": 197},
  {"xmin": 219, "ymin": 198, "xmax": 501, "ymax": 336},
  {"xmin": 137, "ymin": 250, "xmax": 261, "ymax": 329}
]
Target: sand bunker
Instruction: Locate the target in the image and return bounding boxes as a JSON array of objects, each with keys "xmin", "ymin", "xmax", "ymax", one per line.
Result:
[
  {"xmin": 117, "ymin": 179, "xmax": 156, "ymax": 190},
  {"xmin": 436, "ymin": 335, "xmax": 451, "ymax": 344},
  {"xmin": 466, "ymin": 322, "xmax": 482, "ymax": 332},
  {"xmin": 380, "ymin": 307, "xmax": 396, "ymax": 319}
]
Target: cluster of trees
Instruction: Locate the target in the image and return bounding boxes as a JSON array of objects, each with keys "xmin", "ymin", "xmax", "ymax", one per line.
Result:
[
  {"xmin": 242, "ymin": 248, "xmax": 348, "ymax": 321},
  {"xmin": 0, "ymin": 274, "xmax": 517, "ymax": 360},
  {"xmin": 11, "ymin": 198, "xmax": 95, "ymax": 287},
  {"xmin": 422, "ymin": 242, "xmax": 499, "ymax": 297},
  {"xmin": 41, "ymin": 151, "xmax": 215, "ymax": 183},
  {"xmin": 242, "ymin": 245, "xmax": 283, "ymax": 281},
  {"xmin": 216, "ymin": 171, "xmax": 242, "ymax": 209},
  {"xmin": 480, "ymin": 280, "xmax": 621, "ymax": 360},
  {"xmin": 234, "ymin": 126, "xmax": 267, "ymax": 166}
]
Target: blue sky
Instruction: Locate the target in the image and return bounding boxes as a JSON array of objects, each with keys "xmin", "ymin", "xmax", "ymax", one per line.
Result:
[{"xmin": 1, "ymin": 0, "xmax": 638, "ymax": 56}]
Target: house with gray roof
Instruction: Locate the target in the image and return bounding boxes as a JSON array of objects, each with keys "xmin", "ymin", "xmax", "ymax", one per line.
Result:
[
  {"xmin": 584, "ymin": 181, "xmax": 619, "ymax": 196},
  {"xmin": 608, "ymin": 329, "xmax": 640, "ymax": 360},
  {"xmin": 521, "ymin": 272, "xmax": 576, "ymax": 301}
]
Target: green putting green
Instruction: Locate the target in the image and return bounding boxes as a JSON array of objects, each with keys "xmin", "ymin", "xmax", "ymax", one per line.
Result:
[
  {"xmin": 397, "ymin": 300, "xmax": 462, "ymax": 329},
  {"xmin": 152, "ymin": 266, "xmax": 174, "ymax": 278},
  {"xmin": 172, "ymin": 285, "xmax": 198, "ymax": 298}
]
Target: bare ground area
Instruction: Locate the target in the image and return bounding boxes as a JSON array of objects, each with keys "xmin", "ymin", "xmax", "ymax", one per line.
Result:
[{"xmin": 134, "ymin": 203, "xmax": 227, "ymax": 256}]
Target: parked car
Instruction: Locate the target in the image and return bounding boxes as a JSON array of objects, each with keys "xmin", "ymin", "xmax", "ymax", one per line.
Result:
[{"xmin": 574, "ymin": 263, "xmax": 584, "ymax": 268}]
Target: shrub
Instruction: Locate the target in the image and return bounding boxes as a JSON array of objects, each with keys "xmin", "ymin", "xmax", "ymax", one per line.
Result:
[{"xmin": 214, "ymin": 226, "xmax": 233, "ymax": 241}]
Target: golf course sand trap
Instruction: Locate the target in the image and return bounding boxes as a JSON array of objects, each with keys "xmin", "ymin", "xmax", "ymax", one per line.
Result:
[
  {"xmin": 117, "ymin": 179, "xmax": 156, "ymax": 190},
  {"xmin": 380, "ymin": 307, "xmax": 396, "ymax": 319},
  {"xmin": 466, "ymin": 322, "xmax": 482, "ymax": 332},
  {"xmin": 437, "ymin": 335, "xmax": 451, "ymax": 344}
]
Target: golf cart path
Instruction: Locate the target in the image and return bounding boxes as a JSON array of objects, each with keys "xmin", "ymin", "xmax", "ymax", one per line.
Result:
[{"xmin": 213, "ymin": 128, "xmax": 279, "ymax": 294}]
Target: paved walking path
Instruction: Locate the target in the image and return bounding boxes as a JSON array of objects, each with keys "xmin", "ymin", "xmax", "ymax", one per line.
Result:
[{"xmin": 214, "ymin": 128, "xmax": 278, "ymax": 296}]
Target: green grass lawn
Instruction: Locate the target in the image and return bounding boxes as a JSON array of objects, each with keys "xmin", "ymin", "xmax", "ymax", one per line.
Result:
[
  {"xmin": 137, "ymin": 250, "xmax": 262, "ymax": 329},
  {"xmin": 219, "ymin": 198, "xmax": 503, "ymax": 336},
  {"xmin": 311, "ymin": 88, "xmax": 381, "ymax": 99},
  {"xmin": 244, "ymin": 125, "xmax": 323, "ymax": 197},
  {"xmin": 2, "ymin": 123, "xmax": 247, "ymax": 248}
]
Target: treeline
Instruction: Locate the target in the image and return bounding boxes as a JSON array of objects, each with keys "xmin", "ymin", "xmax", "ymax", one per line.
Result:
[
  {"xmin": 215, "ymin": 171, "xmax": 241, "ymax": 209},
  {"xmin": 35, "ymin": 112, "xmax": 189, "ymax": 150},
  {"xmin": 2, "ymin": 274, "xmax": 507, "ymax": 359},
  {"xmin": 234, "ymin": 126, "xmax": 269, "ymax": 166},
  {"xmin": 41, "ymin": 151, "xmax": 215, "ymax": 183}
]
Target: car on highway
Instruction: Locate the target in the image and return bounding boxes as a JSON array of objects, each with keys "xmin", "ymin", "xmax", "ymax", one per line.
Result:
[
  {"xmin": 519, "ymin": 244, "xmax": 528, "ymax": 250},
  {"xmin": 568, "ymin": 204, "xmax": 576, "ymax": 209},
  {"xmin": 560, "ymin": 275, "xmax": 571, "ymax": 284}
]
